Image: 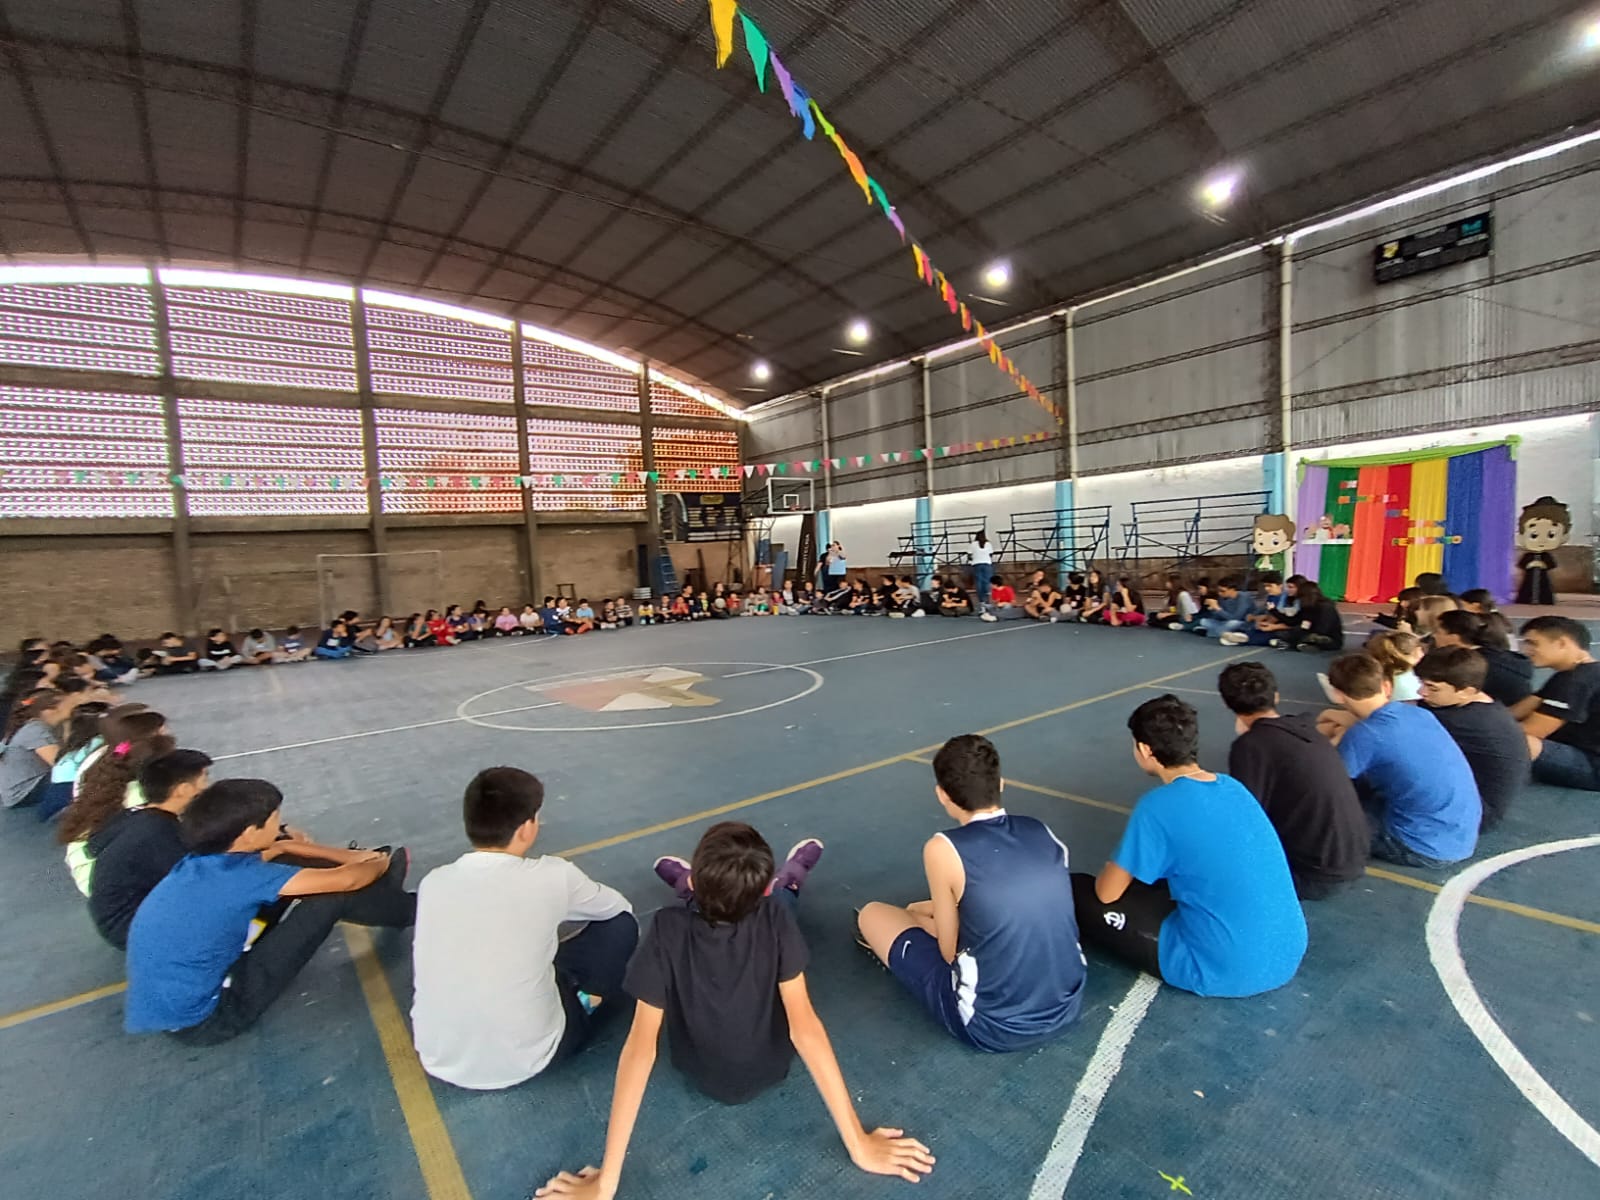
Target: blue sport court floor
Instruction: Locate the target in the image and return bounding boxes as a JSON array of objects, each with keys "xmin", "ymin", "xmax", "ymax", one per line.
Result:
[{"xmin": 2, "ymin": 615, "xmax": 1597, "ymax": 1200}]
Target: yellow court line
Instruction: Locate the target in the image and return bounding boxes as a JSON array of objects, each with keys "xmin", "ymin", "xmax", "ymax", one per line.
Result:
[
  {"xmin": 0, "ymin": 981, "xmax": 126, "ymax": 1031},
  {"xmin": 344, "ymin": 925, "xmax": 474, "ymax": 1200},
  {"xmin": 1363, "ymin": 866, "xmax": 1600, "ymax": 936}
]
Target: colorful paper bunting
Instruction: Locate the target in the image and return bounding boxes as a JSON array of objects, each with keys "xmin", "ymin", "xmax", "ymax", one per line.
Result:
[
  {"xmin": 710, "ymin": 0, "xmax": 738, "ymax": 67},
  {"xmin": 739, "ymin": 13, "xmax": 768, "ymax": 90}
]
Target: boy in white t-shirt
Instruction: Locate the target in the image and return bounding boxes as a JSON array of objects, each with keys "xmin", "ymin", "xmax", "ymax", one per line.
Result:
[{"xmin": 411, "ymin": 768, "xmax": 637, "ymax": 1090}]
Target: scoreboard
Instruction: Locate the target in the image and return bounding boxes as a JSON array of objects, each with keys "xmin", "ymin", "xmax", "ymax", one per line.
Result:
[
  {"xmin": 682, "ymin": 492, "xmax": 744, "ymax": 542},
  {"xmin": 1373, "ymin": 212, "xmax": 1491, "ymax": 284}
]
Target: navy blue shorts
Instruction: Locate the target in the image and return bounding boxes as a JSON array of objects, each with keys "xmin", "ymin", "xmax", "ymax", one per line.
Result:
[{"xmin": 887, "ymin": 928, "xmax": 978, "ymax": 1047}]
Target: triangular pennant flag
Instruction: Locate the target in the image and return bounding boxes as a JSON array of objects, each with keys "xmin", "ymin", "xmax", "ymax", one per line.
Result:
[
  {"xmin": 775, "ymin": 462, "xmax": 788, "ymax": 475},
  {"xmin": 831, "ymin": 457, "xmax": 842, "ymax": 469},
  {"xmin": 973, "ymin": 320, "xmax": 986, "ymax": 340},
  {"xmin": 742, "ymin": 464, "xmax": 755, "ymax": 477},
  {"xmin": 792, "ymin": 82, "xmax": 815, "ymax": 138},
  {"xmin": 739, "ymin": 13, "xmax": 769, "ymax": 90},
  {"xmin": 770, "ymin": 53, "xmax": 799, "ymax": 119},
  {"xmin": 885, "ymin": 207, "xmax": 906, "ymax": 243},
  {"xmin": 866, "ymin": 176, "xmax": 891, "ymax": 217},
  {"xmin": 808, "ymin": 99, "xmax": 835, "ymax": 141},
  {"xmin": 709, "ymin": 0, "xmax": 738, "ymax": 68},
  {"xmin": 988, "ymin": 341, "xmax": 1001, "ymax": 365},
  {"xmin": 829, "ymin": 133, "xmax": 873, "ymax": 202},
  {"xmin": 880, "ymin": 452, "xmax": 891, "ymax": 463},
  {"xmin": 912, "ymin": 244, "xmax": 927, "ymax": 283},
  {"xmin": 959, "ymin": 303, "xmax": 971, "ymax": 332}
]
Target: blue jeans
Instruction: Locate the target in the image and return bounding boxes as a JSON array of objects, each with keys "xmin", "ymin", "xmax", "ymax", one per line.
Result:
[
  {"xmin": 313, "ymin": 645, "xmax": 351, "ymax": 659},
  {"xmin": 1198, "ymin": 617, "xmax": 1246, "ymax": 638},
  {"xmin": 973, "ymin": 562, "xmax": 994, "ymax": 606},
  {"xmin": 1531, "ymin": 740, "xmax": 1600, "ymax": 792}
]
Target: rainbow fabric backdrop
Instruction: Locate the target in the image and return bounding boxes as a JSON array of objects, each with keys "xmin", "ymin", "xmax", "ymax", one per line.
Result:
[{"xmin": 1293, "ymin": 441, "xmax": 1517, "ymax": 603}]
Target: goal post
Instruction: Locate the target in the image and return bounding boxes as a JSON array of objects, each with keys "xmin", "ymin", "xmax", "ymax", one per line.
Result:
[{"xmin": 316, "ymin": 550, "xmax": 444, "ymax": 629}]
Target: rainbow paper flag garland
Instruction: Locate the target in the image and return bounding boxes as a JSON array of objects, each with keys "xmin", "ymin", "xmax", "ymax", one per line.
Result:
[{"xmin": 704, "ymin": 0, "xmax": 1060, "ymax": 424}]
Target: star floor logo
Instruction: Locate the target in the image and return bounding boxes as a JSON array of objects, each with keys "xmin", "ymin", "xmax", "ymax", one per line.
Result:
[{"xmin": 538, "ymin": 667, "xmax": 719, "ymax": 712}]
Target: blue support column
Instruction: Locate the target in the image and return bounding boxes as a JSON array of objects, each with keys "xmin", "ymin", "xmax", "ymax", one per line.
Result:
[
  {"xmin": 1054, "ymin": 478, "xmax": 1075, "ymax": 587},
  {"xmin": 914, "ymin": 495, "xmax": 933, "ymax": 589},
  {"xmin": 814, "ymin": 510, "xmax": 830, "ymax": 589},
  {"xmin": 1263, "ymin": 452, "xmax": 1287, "ymax": 517}
]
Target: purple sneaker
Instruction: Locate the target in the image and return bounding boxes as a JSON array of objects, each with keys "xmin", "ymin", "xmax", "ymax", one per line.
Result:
[
  {"xmin": 772, "ymin": 838, "xmax": 824, "ymax": 894},
  {"xmin": 653, "ymin": 855, "xmax": 694, "ymax": 902}
]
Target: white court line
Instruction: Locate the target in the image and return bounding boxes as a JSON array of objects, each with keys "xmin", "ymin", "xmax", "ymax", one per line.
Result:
[
  {"xmin": 1028, "ymin": 974, "xmax": 1162, "ymax": 1199},
  {"xmin": 212, "ymin": 624, "xmax": 1042, "ymax": 758},
  {"xmin": 1426, "ymin": 836, "xmax": 1600, "ymax": 1169}
]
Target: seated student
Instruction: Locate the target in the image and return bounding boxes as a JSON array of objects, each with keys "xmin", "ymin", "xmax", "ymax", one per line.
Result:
[
  {"xmin": 875, "ymin": 575, "xmax": 900, "ymax": 616},
  {"xmin": 1194, "ymin": 576, "xmax": 1254, "ymax": 639},
  {"xmin": 847, "ymin": 578, "xmax": 877, "ymax": 615},
  {"xmin": 986, "ymin": 574, "xmax": 1019, "ymax": 621},
  {"xmin": 1071, "ymin": 695, "xmax": 1307, "ymax": 997},
  {"xmin": 313, "ymin": 620, "xmax": 354, "ymax": 660},
  {"xmin": 59, "ymin": 707, "xmax": 172, "ymax": 895},
  {"xmin": 856, "ymin": 734, "xmax": 1086, "ymax": 1050},
  {"xmin": 1024, "ymin": 570, "xmax": 1063, "ymax": 621},
  {"xmin": 567, "ymin": 600, "xmax": 597, "ymax": 635},
  {"xmin": 1151, "ymin": 574, "xmax": 1198, "ymax": 631},
  {"xmin": 86, "ymin": 635, "xmax": 141, "ymax": 685},
  {"xmin": 1374, "ymin": 586, "xmax": 1423, "ymax": 632},
  {"xmin": 412, "ymin": 768, "xmax": 637, "ymax": 1090},
  {"xmin": 238, "ymin": 628, "xmax": 276, "ymax": 666},
  {"xmin": 615, "ymin": 598, "xmax": 635, "ymax": 627},
  {"xmin": 599, "ymin": 600, "xmax": 618, "ymax": 630},
  {"xmin": 1411, "ymin": 595, "xmax": 1459, "ymax": 641},
  {"xmin": 276, "ymin": 626, "xmax": 313, "ymax": 662},
  {"xmin": 146, "ymin": 632, "xmax": 200, "ymax": 676},
  {"xmin": 668, "ymin": 592, "xmax": 691, "ymax": 623},
  {"xmin": 1217, "ymin": 664, "xmax": 1367, "ymax": 899},
  {"xmin": 1104, "ymin": 577, "xmax": 1146, "ymax": 627},
  {"xmin": 368, "ymin": 615, "xmax": 401, "ymax": 652},
  {"xmin": 439, "ymin": 604, "xmax": 469, "ymax": 643},
  {"xmin": 1078, "ymin": 570, "xmax": 1110, "ymax": 624},
  {"xmin": 1247, "ymin": 581, "xmax": 1343, "ymax": 652},
  {"xmin": 467, "ymin": 605, "xmax": 491, "ymax": 641},
  {"xmin": 537, "ymin": 822, "xmax": 932, "ymax": 1198},
  {"xmin": 938, "ymin": 577, "xmax": 972, "ymax": 617},
  {"xmin": 493, "ymin": 606, "xmax": 522, "ymax": 637},
  {"xmin": 199, "ymin": 628, "xmax": 243, "ymax": 672},
  {"xmin": 726, "ymin": 590, "xmax": 744, "ymax": 617},
  {"xmin": 404, "ymin": 613, "xmax": 435, "ymax": 649},
  {"xmin": 1513, "ymin": 615, "xmax": 1600, "ymax": 793},
  {"xmin": 692, "ymin": 591, "xmax": 713, "ymax": 621},
  {"xmin": 1322, "ymin": 653, "xmax": 1480, "ymax": 867},
  {"xmin": 1432, "ymin": 610, "xmax": 1532, "ymax": 707},
  {"xmin": 0, "ymin": 687, "xmax": 74, "ymax": 810},
  {"xmin": 39, "ymin": 700, "xmax": 111, "ymax": 821},
  {"xmin": 86, "ymin": 749, "xmax": 213, "ymax": 949},
  {"xmin": 519, "ymin": 604, "xmax": 543, "ymax": 635},
  {"xmin": 709, "ymin": 582, "xmax": 729, "ymax": 618},
  {"xmin": 1415, "ymin": 648, "xmax": 1528, "ymax": 831},
  {"xmin": 773, "ymin": 584, "xmax": 797, "ymax": 616},
  {"xmin": 747, "ymin": 591, "xmax": 771, "ymax": 616},
  {"xmin": 534, "ymin": 598, "xmax": 562, "ymax": 637},
  {"xmin": 428, "ymin": 609, "xmax": 459, "ymax": 646},
  {"xmin": 1363, "ymin": 630, "xmax": 1425, "ymax": 703},
  {"xmin": 124, "ymin": 778, "xmax": 416, "ymax": 1043}
]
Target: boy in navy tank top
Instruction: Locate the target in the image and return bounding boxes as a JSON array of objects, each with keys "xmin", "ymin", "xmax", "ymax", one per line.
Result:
[{"xmin": 857, "ymin": 735, "xmax": 1087, "ymax": 1052}]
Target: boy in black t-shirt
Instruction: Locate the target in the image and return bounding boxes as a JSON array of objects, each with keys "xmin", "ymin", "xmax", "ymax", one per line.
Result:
[
  {"xmin": 1416, "ymin": 647, "xmax": 1529, "ymax": 829},
  {"xmin": 1218, "ymin": 663, "xmax": 1367, "ymax": 899},
  {"xmin": 87, "ymin": 749, "xmax": 213, "ymax": 949},
  {"xmin": 1515, "ymin": 616, "xmax": 1600, "ymax": 792},
  {"xmin": 536, "ymin": 823, "xmax": 933, "ymax": 1199}
]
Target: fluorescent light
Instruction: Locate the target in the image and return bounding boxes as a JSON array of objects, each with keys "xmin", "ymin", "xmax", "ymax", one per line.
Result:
[
  {"xmin": 1199, "ymin": 171, "xmax": 1240, "ymax": 208},
  {"xmin": 983, "ymin": 260, "xmax": 1011, "ymax": 290},
  {"xmin": 1583, "ymin": 19, "xmax": 1600, "ymax": 52},
  {"xmin": 751, "ymin": 361, "xmax": 772, "ymax": 382},
  {"xmin": 0, "ymin": 265, "xmax": 150, "ymax": 285},
  {"xmin": 161, "ymin": 268, "xmax": 353, "ymax": 299},
  {"xmin": 846, "ymin": 319, "xmax": 871, "ymax": 344}
]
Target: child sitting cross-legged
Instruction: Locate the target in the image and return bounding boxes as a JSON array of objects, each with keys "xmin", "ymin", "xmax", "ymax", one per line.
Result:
[
  {"xmin": 1415, "ymin": 647, "xmax": 1528, "ymax": 831},
  {"xmin": 412, "ymin": 768, "xmax": 637, "ymax": 1090},
  {"xmin": 536, "ymin": 823, "xmax": 933, "ymax": 1198},
  {"xmin": 124, "ymin": 778, "xmax": 416, "ymax": 1043},
  {"xmin": 856, "ymin": 734, "xmax": 1087, "ymax": 1051}
]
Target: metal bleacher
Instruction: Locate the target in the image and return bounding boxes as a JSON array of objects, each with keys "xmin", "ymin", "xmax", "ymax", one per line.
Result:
[
  {"xmin": 1115, "ymin": 490, "xmax": 1270, "ymax": 571},
  {"xmin": 996, "ymin": 506, "xmax": 1113, "ymax": 575},
  {"xmin": 888, "ymin": 515, "xmax": 991, "ymax": 581}
]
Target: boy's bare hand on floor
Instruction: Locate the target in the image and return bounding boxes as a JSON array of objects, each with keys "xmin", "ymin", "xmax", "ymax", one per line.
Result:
[
  {"xmin": 852, "ymin": 1128, "xmax": 936, "ymax": 1182},
  {"xmin": 534, "ymin": 1166, "xmax": 608, "ymax": 1199}
]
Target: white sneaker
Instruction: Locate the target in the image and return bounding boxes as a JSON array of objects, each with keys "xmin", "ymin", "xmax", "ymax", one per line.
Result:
[
  {"xmin": 888, "ymin": 611, "xmax": 906, "ymax": 619},
  {"xmin": 980, "ymin": 612, "xmax": 998, "ymax": 622},
  {"xmin": 911, "ymin": 609, "xmax": 926, "ymax": 618},
  {"xmin": 1048, "ymin": 614, "xmax": 1059, "ymax": 623},
  {"xmin": 1167, "ymin": 622, "xmax": 1186, "ymax": 631},
  {"xmin": 1218, "ymin": 631, "xmax": 1249, "ymax": 646}
]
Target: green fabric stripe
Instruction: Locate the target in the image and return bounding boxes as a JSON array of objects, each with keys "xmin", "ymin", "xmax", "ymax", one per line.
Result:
[{"xmin": 1319, "ymin": 466, "xmax": 1360, "ymax": 600}]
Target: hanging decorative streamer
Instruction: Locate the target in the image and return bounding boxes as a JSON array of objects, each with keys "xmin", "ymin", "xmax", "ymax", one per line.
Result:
[{"xmin": 715, "ymin": 1, "xmax": 1060, "ymax": 423}]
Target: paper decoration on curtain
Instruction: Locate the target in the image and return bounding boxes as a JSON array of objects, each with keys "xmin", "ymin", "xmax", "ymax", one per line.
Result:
[
  {"xmin": 708, "ymin": 0, "xmax": 1059, "ymax": 423},
  {"xmin": 1292, "ymin": 441, "xmax": 1517, "ymax": 603}
]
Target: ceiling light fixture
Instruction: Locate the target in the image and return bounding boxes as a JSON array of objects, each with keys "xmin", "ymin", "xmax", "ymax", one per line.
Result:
[
  {"xmin": 983, "ymin": 260, "xmax": 1011, "ymax": 290},
  {"xmin": 846, "ymin": 319, "xmax": 871, "ymax": 344},
  {"xmin": 751, "ymin": 361, "xmax": 772, "ymax": 382},
  {"xmin": 1199, "ymin": 170, "xmax": 1240, "ymax": 209},
  {"xmin": 1583, "ymin": 19, "xmax": 1600, "ymax": 52}
]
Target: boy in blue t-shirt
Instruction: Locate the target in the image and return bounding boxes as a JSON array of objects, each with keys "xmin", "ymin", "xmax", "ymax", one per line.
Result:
[
  {"xmin": 1071, "ymin": 695, "xmax": 1307, "ymax": 998},
  {"xmin": 124, "ymin": 778, "xmax": 416, "ymax": 1043},
  {"xmin": 857, "ymin": 734, "xmax": 1087, "ymax": 1050},
  {"xmin": 1324, "ymin": 653, "xmax": 1480, "ymax": 867}
]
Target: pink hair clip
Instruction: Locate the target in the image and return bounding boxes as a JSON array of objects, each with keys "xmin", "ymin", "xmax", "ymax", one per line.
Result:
[{"xmin": 113, "ymin": 740, "xmax": 132, "ymax": 756}]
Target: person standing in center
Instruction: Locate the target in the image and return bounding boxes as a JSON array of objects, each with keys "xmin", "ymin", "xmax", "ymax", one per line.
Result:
[{"xmin": 969, "ymin": 532, "xmax": 996, "ymax": 621}]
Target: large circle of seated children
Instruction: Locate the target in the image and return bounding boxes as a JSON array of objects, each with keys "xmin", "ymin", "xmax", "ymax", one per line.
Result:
[{"xmin": 1, "ymin": 579, "xmax": 1594, "ymax": 1197}]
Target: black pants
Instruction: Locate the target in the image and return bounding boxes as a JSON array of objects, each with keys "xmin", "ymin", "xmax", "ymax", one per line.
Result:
[
  {"xmin": 1070, "ymin": 872, "xmax": 1175, "ymax": 980},
  {"xmin": 173, "ymin": 851, "xmax": 416, "ymax": 1046},
  {"xmin": 546, "ymin": 913, "xmax": 641, "ymax": 1066}
]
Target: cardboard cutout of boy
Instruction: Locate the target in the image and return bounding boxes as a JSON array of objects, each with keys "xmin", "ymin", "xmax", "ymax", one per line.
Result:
[
  {"xmin": 1515, "ymin": 496, "xmax": 1569, "ymax": 606},
  {"xmin": 1252, "ymin": 513, "xmax": 1296, "ymax": 574}
]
